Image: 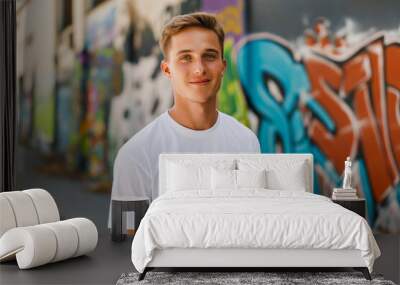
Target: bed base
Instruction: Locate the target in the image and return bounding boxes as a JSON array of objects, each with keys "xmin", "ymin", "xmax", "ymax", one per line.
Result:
[
  {"xmin": 138, "ymin": 248, "xmax": 372, "ymax": 281},
  {"xmin": 138, "ymin": 266, "xmax": 371, "ymax": 281}
]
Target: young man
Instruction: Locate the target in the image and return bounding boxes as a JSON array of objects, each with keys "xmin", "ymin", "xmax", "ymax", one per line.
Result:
[{"xmin": 110, "ymin": 12, "xmax": 260, "ymax": 232}]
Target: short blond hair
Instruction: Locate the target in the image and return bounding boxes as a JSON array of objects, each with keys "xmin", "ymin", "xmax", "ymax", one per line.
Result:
[{"xmin": 159, "ymin": 12, "xmax": 225, "ymax": 58}]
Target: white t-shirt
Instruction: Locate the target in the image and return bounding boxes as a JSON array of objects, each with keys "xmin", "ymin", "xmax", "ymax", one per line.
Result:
[{"xmin": 111, "ymin": 110, "xmax": 260, "ymax": 201}]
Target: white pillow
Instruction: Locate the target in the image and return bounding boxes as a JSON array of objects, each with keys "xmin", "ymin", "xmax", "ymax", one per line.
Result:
[
  {"xmin": 167, "ymin": 160, "xmax": 235, "ymax": 191},
  {"xmin": 211, "ymin": 168, "xmax": 236, "ymax": 190},
  {"xmin": 237, "ymin": 159, "xmax": 308, "ymax": 191},
  {"xmin": 266, "ymin": 168, "xmax": 307, "ymax": 191},
  {"xmin": 237, "ymin": 169, "xmax": 267, "ymax": 188},
  {"xmin": 211, "ymin": 169, "xmax": 267, "ymax": 190}
]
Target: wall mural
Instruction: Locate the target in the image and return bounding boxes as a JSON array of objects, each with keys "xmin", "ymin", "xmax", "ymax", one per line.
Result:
[
  {"xmin": 83, "ymin": 1, "xmax": 121, "ymax": 178},
  {"xmin": 17, "ymin": 1, "xmax": 56, "ymax": 151},
  {"xmin": 18, "ymin": 0, "xmax": 399, "ymax": 232},
  {"xmin": 236, "ymin": 20, "xmax": 400, "ymax": 232}
]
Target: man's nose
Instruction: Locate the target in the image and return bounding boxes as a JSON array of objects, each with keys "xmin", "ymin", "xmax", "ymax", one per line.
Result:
[{"xmin": 193, "ymin": 60, "xmax": 206, "ymax": 75}]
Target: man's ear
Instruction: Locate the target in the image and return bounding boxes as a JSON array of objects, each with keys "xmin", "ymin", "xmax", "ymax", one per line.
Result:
[{"xmin": 160, "ymin": 60, "xmax": 171, "ymax": 78}]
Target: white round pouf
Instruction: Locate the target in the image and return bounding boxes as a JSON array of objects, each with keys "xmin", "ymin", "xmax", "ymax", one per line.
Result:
[
  {"xmin": 42, "ymin": 221, "xmax": 79, "ymax": 262},
  {"xmin": 0, "ymin": 218, "xmax": 98, "ymax": 269},
  {"xmin": 0, "ymin": 195, "xmax": 17, "ymax": 237},
  {"xmin": 67, "ymin": 218, "xmax": 98, "ymax": 257},
  {"xmin": 0, "ymin": 188, "xmax": 98, "ymax": 269},
  {"xmin": 0, "ymin": 225, "xmax": 57, "ymax": 269},
  {"xmin": 23, "ymin": 189, "xmax": 60, "ymax": 224},
  {"xmin": 1, "ymin": 192, "xmax": 39, "ymax": 227}
]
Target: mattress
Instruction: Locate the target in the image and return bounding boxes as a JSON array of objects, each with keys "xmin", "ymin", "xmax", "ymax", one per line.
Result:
[{"xmin": 131, "ymin": 189, "xmax": 380, "ymax": 273}]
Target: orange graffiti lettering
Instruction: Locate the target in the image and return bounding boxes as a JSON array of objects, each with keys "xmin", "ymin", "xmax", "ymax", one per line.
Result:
[{"xmin": 305, "ymin": 56, "xmax": 357, "ymax": 173}]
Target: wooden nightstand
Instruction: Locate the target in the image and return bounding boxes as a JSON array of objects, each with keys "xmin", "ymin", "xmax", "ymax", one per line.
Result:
[
  {"xmin": 111, "ymin": 200, "xmax": 149, "ymax": 241},
  {"xmin": 332, "ymin": 198, "xmax": 366, "ymax": 218}
]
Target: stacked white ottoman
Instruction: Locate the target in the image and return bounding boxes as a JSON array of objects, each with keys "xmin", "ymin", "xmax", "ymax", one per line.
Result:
[{"xmin": 0, "ymin": 189, "xmax": 98, "ymax": 269}]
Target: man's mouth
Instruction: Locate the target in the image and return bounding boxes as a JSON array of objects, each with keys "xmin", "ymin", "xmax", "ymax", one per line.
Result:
[{"xmin": 189, "ymin": 79, "xmax": 211, "ymax": 85}]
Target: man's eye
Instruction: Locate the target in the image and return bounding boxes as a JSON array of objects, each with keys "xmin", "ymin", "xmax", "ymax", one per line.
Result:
[
  {"xmin": 204, "ymin": 54, "xmax": 217, "ymax": 60},
  {"xmin": 180, "ymin": 55, "xmax": 191, "ymax": 62}
]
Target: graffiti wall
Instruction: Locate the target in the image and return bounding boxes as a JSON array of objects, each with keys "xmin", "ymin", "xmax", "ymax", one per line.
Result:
[
  {"xmin": 18, "ymin": 0, "xmax": 400, "ymax": 232},
  {"xmin": 17, "ymin": 0, "xmax": 57, "ymax": 150},
  {"xmin": 235, "ymin": 20, "xmax": 400, "ymax": 232}
]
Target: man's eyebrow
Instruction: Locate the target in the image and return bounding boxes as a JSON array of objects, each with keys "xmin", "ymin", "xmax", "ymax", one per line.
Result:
[
  {"xmin": 176, "ymin": 49, "xmax": 192, "ymax": 55},
  {"xmin": 204, "ymin": 49, "xmax": 219, "ymax": 54},
  {"xmin": 176, "ymin": 48, "xmax": 220, "ymax": 56}
]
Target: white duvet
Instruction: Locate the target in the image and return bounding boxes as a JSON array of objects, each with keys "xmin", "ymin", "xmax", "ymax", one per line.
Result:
[{"xmin": 131, "ymin": 189, "xmax": 380, "ymax": 273}]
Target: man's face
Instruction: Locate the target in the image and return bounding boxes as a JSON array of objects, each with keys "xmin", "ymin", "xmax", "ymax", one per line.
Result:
[{"xmin": 161, "ymin": 27, "xmax": 226, "ymax": 104}]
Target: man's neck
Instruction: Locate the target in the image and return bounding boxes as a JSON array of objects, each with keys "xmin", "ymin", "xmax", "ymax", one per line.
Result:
[{"xmin": 168, "ymin": 101, "xmax": 218, "ymax": 131}]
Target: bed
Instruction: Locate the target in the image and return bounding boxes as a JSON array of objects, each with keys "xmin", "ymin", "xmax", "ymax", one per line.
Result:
[{"xmin": 131, "ymin": 153, "xmax": 381, "ymax": 280}]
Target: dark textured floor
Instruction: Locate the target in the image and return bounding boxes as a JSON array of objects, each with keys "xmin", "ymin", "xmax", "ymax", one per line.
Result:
[
  {"xmin": 117, "ymin": 271, "xmax": 395, "ymax": 285},
  {"xmin": 0, "ymin": 145, "xmax": 398, "ymax": 284}
]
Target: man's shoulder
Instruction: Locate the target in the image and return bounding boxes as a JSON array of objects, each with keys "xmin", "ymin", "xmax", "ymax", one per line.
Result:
[
  {"xmin": 118, "ymin": 113, "xmax": 167, "ymax": 158},
  {"xmin": 219, "ymin": 111, "xmax": 255, "ymax": 136},
  {"xmin": 218, "ymin": 112, "xmax": 260, "ymax": 152}
]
